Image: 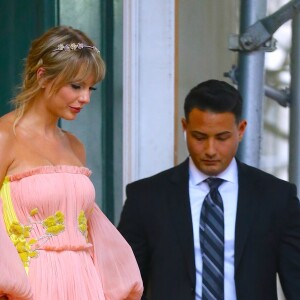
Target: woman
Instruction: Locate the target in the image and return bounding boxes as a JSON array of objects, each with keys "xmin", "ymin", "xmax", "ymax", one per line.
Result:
[{"xmin": 0, "ymin": 26, "xmax": 143, "ymax": 300}]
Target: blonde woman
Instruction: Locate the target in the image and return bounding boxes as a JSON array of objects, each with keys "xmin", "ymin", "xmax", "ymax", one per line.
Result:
[{"xmin": 0, "ymin": 26, "xmax": 143, "ymax": 300}]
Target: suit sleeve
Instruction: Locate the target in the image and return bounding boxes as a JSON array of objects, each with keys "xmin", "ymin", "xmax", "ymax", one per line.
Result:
[
  {"xmin": 278, "ymin": 183, "xmax": 300, "ymax": 299},
  {"xmin": 118, "ymin": 183, "xmax": 150, "ymax": 300}
]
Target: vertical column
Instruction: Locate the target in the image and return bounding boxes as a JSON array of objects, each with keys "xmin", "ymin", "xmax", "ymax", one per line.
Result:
[
  {"xmin": 237, "ymin": 0, "xmax": 267, "ymax": 167},
  {"xmin": 289, "ymin": 13, "xmax": 300, "ymax": 188}
]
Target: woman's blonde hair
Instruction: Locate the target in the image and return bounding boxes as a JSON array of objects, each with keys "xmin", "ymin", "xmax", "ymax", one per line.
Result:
[{"xmin": 12, "ymin": 25, "xmax": 106, "ymax": 126}]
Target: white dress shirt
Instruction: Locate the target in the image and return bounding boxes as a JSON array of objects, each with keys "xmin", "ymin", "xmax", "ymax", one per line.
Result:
[{"xmin": 189, "ymin": 157, "xmax": 238, "ymax": 300}]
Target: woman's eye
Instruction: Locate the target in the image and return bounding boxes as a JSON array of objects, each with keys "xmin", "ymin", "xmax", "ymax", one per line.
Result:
[
  {"xmin": 71, "ymin": 84, "xmax": 81, "ymax": 89},
  {"xmin": 89, "ymin": 87, "xmax": 97, "ymax": 91}
]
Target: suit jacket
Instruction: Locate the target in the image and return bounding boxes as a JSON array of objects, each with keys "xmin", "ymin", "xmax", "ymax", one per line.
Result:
[{"xmin": 118, "ymin": 158, "xmax": 300, "ymax": 300}]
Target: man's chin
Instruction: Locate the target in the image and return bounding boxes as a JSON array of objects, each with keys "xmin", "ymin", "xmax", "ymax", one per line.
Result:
[{"xmin": 199, "ymin": 165, "xmax": 222, "ymax": 177}]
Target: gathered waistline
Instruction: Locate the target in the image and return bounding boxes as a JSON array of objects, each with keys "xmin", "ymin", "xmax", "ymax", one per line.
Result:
[{"xmin": 39, "ymin": 243, "xmax": 93, "ymax": 252}]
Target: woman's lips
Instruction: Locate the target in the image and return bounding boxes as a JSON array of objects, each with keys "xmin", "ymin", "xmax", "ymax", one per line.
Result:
[{"xmin": 69, "ymin": 106, "xmax": 82, "ymax": 113}]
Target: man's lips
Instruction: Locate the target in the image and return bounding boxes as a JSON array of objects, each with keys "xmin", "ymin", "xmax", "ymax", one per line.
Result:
[{"xmin": 202, "ymin": 159, "xmax": 219, "ymax": 164}]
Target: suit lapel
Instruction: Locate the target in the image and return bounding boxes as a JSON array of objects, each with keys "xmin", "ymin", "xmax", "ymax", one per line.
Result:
[
  {"xmin": 167, "ymin": 159, "xmax": 196, "ymax": 286},
  {"xmin": 166, "ymin": 159, "xmax": 263, "ymax": 284},
  {"xmin": 234, "ymin": 161, "xmax": 262, "ymax": 270}
]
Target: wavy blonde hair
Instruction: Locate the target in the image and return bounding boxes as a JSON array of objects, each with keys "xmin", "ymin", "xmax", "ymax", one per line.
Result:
[{"xmin": 12, "ymin": 25, "xmax": 106, "ymax": 127}]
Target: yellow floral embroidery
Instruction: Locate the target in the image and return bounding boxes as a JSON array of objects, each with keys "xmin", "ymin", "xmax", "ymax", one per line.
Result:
[
  {"xmin": 8, "ymin": 221, "xmax": 38, "ymax": 268},
  {"xmin": 45, "ymin": 224, "xmax": 65, "ymax": 235},
  {"xmin": 42, "ymin": 211, "xmax": 65, "ymax": 235},
  {"xmin": 7, "ymin": 209, "xmax": 66, "ymax": 269},
  {"xmin": 30, "ymin": 208, "xmax": 38, "ymax": 216},
  {"xmin": 78, "ymin": 210, "xmax": 88, "ymax": 238}
]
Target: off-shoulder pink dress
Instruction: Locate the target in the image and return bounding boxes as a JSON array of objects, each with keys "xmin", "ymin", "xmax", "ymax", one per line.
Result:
[{"xmin": 0, "ymin": 165, "xmax": 143, "ymax": 300}]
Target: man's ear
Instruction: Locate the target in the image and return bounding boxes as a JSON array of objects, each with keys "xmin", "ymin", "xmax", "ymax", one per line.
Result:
[
  {"xmin": 181, "ymin": 118, "xmax": 187, "ymax": 141},
  {"xmin": 181, "ymin": 118, "xmax": 189, "ymax": 142},
  {"xmin": 238, "ymin": 120, "xmax": 247, "ymax": 142},
  {"xmin": 181, "ymin": 117, "xmax": 187, "ymax": 131}
]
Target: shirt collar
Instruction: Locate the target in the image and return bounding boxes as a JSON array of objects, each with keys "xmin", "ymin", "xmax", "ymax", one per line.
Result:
[{"xmin": 189, "ymin": 156, "xmax": 238, "ymax": 186}]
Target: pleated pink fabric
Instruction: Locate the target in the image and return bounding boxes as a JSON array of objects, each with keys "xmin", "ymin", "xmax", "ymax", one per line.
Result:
[
  {"xmin": 1, "ymin": 165, "xmax": 143, "ymax": 300},
  {"xmin": 0, "ymin": 202, "xmax": 33, "ymax": 300}
]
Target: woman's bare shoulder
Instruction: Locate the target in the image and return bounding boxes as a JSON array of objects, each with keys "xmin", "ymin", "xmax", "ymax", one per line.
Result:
[
  {"xmin": 0, "ymin": 112, "xmax": 16, "ymax": 142},
  {"xmin": 62, "ymin": 130, "xmax": 86, "ymax": 165},
  {"xmin": 0, "ymin": 112, "xmax": 17, "ymax": 183}
]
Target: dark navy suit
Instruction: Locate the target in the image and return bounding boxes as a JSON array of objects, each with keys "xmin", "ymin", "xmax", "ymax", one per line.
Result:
[{"xmin": 118, "ymin": 158, "xmax": 300, "ymax": 300}]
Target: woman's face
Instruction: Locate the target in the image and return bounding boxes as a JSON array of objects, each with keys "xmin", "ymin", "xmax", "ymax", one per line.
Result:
[{"xmin": 42, "ymin": 75, "xmax": 97, "ymax": 120}]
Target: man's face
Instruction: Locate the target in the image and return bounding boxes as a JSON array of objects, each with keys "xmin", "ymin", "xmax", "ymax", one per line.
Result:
[{"xmin": 182, "ymin": 108, "xmax": 247, "ymax": 176}]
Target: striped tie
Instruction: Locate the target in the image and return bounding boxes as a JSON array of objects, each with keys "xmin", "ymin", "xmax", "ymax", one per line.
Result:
[{"xmin": 200, "ymin": 178, "xmax": 224, "ymax": 300}]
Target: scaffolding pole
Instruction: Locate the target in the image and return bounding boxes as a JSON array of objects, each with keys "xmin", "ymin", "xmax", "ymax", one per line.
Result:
[
  {"xmin": 237, "ymin": 0, "xmax": 267, "ymax": 168},
  {"xmin": 289, "ymin": 13, "xmax": 300, "ymax": 187}
]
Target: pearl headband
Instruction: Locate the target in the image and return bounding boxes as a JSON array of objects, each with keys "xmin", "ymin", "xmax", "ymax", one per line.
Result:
[{"xmin": 53, "ymin": 43, "xmax": 100, "ymax": 54}]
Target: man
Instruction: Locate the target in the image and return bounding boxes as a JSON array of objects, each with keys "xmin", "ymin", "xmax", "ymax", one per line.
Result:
[{"xmin": 118, "ymin": 79, "xmax": 300, "ymax": 300}]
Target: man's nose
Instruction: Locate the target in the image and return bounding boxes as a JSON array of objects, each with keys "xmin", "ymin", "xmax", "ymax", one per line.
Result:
[{"xmin": 205, "ymin": 139, "xmax": 216, "ymax": 156}]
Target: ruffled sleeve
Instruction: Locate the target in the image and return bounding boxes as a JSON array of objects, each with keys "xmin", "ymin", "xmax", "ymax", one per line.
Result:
[
  {"xmin": 88, "ymin": 204, "xmax": 143, "ymax": 300},
  {"xmin": 0, "ymin": 201, "xmax": 33, "ymax": 300}
]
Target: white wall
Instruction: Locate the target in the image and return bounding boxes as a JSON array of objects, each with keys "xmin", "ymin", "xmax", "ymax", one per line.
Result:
[{"xmin": 123, "ymin": 0, "xmax": 176, "ymax": 189}]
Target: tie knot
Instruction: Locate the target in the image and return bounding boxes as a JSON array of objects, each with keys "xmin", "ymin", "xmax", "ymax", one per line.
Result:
[{"xmin": 205, "ymin": 177, "xmax": 224, "ymax": 190}]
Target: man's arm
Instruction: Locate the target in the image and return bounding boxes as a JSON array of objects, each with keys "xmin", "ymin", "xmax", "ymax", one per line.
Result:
[
  {"xmin": 278, "ymin": 183, "xmax": 300, "ymax": 299},
  {"xmin": 118, "ymin": 184, "xmax": 150, "ymax": 299}
]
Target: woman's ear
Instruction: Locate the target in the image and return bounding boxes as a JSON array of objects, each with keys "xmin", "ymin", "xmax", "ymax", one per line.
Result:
[{"xmin": 37, "ymin": 67, "xmax": 46, "ymax": 88}]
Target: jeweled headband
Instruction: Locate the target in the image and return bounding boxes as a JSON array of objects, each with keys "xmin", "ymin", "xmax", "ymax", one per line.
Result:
[{"xmin": 53, "ymin": 43, "xmax": 100, "ymax": 54}]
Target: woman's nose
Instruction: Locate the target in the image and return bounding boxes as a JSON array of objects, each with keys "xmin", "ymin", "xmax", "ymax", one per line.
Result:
[{"xmin": 79, "ymin": 89, "xmax": 91, "ymax": 104}]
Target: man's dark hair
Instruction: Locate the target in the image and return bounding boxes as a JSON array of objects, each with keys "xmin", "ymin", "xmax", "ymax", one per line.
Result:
[{"xmin": 184, "ymin": 79, "xmax": 243, "ymax": 122}]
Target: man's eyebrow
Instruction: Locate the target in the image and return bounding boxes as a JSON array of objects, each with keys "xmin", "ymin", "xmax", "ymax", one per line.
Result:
[
  {"xmin": 191, "ymin": 131, "xmax": 207, "ymax": 136},
  {"xmin": 216, "ymin": 131, "xmax": 231, "ymax": 135},
  {"xmin": 191, "ymin": 131, "xmax": 231, "ymax": 136}
]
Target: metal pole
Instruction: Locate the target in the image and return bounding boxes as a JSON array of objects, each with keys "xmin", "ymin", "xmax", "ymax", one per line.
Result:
[
  {"xmin": 289, "ymin": 12, "xmax": 300, "ymax": 187},
  {"xmin": 237, "ymin": 0, "xmax": 267, "ymax": 168}
]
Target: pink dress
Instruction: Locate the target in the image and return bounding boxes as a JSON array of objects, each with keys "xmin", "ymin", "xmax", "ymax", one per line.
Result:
[{"xmin": 0, "ymin": 165, "xmax": 143, "ymax": 300}]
